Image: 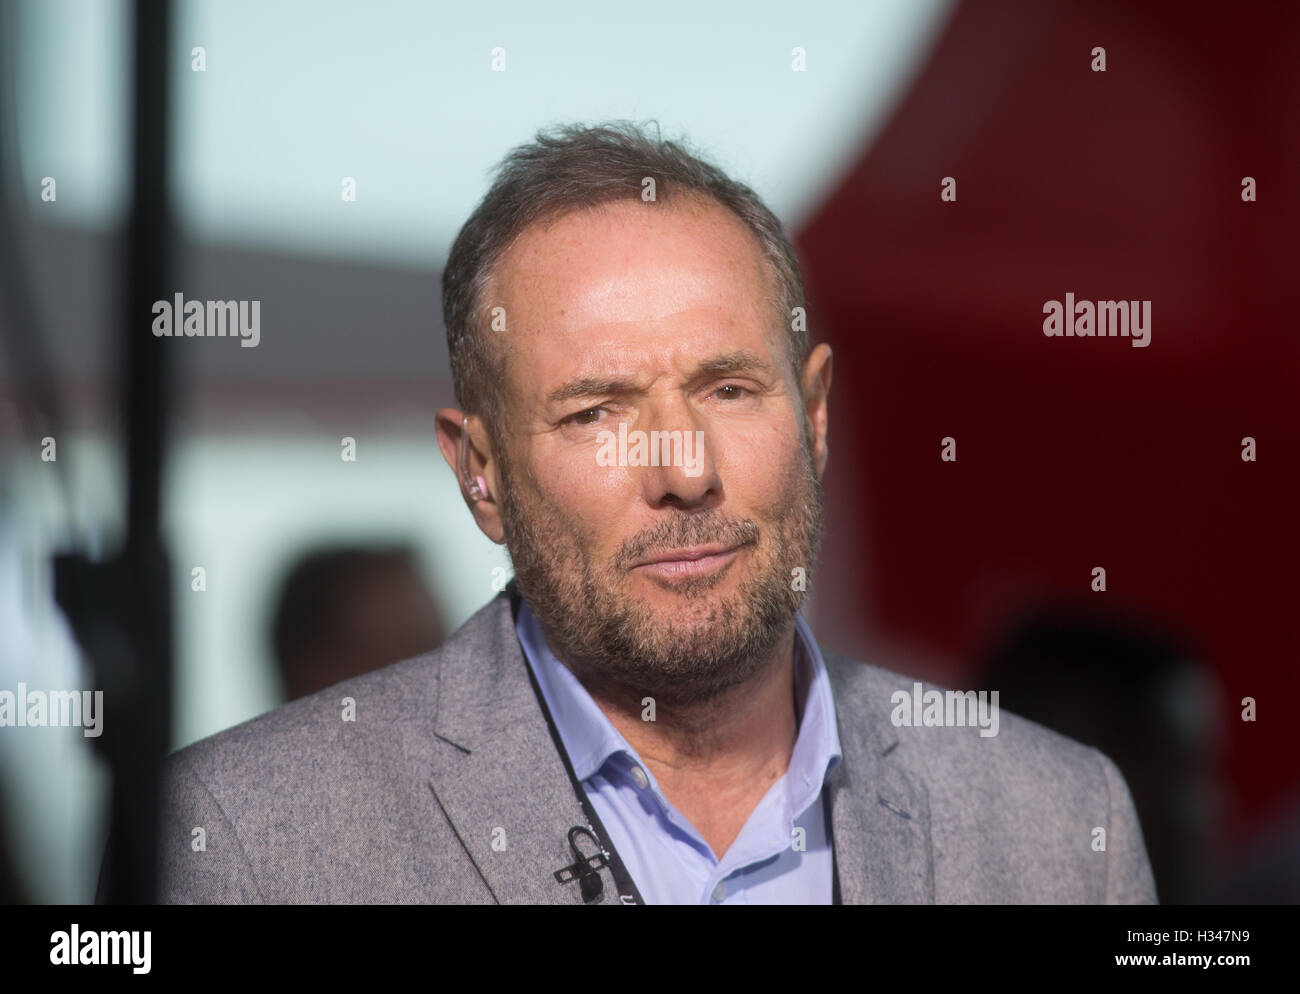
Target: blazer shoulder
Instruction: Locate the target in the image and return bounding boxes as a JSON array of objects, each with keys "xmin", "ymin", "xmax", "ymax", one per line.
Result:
[
  {"xmin": 152, "ymin": 592, "xmax": 522, "ymax": 903},
  {"xmin": 162, "ymin": 589, "xmax": 513, "ymax": 827},
  {"xmin": 820, "ymin": 649, "xmax": 1157, "ymax": 902},
  {"xmin": 165, "ymin": 648, "xmax": 442, "ymax": 792},
  {"xmin": 820, "ymin": 648, "xmax": 1101, "ymax": 769},
  {"xmin": 819, "ymin": 649, "xmax": 1127, "ymax": 829},
  {"xmin": 153, "ymin": 648, "xmax": 454, "ymax": 903}
]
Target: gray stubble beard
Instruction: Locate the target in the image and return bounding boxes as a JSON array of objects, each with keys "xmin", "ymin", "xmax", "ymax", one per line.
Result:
[{"xmin": 498, "ymin": 424, "xmax": 823, "ymax": 710}]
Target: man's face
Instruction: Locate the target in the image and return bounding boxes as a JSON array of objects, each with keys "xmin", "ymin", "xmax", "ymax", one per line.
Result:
[{"xmin": 486, "ymin": 197, "xmax": 827, "ymax": 707}]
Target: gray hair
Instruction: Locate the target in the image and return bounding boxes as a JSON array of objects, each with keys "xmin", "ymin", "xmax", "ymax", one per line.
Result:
[{"xmin": 441, "ymin": 121, "xmax": 809, "ymax": 451}]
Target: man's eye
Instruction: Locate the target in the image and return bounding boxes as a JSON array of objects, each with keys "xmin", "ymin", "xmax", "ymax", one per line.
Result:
[
  {"xmin": 715, "ymin": 385, "xmax": 748, "ymax": 400},
  {"xmin": 569, "ymin": 407, "xmax": 604, "ymax": 425}
]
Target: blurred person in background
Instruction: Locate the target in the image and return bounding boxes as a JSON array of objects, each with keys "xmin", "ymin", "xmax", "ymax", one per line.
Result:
[{"xmin": 269, "ymin": 544, "xmax": 445, "ymax": 701}]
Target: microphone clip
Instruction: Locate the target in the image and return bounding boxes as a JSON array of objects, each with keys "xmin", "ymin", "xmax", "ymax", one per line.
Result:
[{"xmin": 554, "ymin": 826, "xmax": 610, "ymax": 903}]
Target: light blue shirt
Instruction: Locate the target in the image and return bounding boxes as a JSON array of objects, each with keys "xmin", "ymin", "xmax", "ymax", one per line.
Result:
[{"xmin": 515, "ymin": 596, "xmax": 842, "ymax": 904}]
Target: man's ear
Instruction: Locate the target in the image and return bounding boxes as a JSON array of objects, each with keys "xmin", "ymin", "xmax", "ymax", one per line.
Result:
[
  {"xmin": 435, "ymin": 407, "xmax": 505, "ymax": 544},
  {"xmin": 799, "ymin": 343, "xmax": 832, "ymax": 478}
]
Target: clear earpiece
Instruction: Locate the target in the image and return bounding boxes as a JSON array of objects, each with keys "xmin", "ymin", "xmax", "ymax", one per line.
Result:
[{"xmin": 460, "ymin": 416, "xmax": 486, "ymax": 500}]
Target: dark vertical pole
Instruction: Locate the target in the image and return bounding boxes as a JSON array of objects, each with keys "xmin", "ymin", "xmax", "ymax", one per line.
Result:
[{"xmin": 106, "ymin": 0, "xmax": 174, "ymax": 903}]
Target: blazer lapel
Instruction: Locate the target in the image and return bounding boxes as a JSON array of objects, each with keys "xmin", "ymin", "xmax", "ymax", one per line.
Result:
[
  {"xmin": 427, "ymin": 587, "xmax": 622, "ymax": 905},
  {"xmin": 822, "ymin": 651, "xmax": 936, "ymax": 904}
]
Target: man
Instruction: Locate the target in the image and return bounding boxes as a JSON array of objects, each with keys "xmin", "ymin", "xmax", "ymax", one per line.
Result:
[{"xmin": 144, "ymin": 122, "xmax": 1156, "ymax": 904}]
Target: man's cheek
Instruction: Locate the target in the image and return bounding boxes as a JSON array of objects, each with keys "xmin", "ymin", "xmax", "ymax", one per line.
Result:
[
  {"xmin": 744, "ymin": 457, "xmax": 804, "ymax": 521},
  {"xmin": 551, "ymin": 453, "xmax": 633, "ymax": 508}
]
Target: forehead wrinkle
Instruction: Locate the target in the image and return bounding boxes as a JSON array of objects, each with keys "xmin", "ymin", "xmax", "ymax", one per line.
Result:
[{"xmin": 544, "ymin": 348, "xmax": 777, "ymax": 408}]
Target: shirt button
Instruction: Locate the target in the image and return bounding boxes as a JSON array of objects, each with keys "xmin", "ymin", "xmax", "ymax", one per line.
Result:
[
  {"xmin": 630, "ymin": 765, "xmax": 649, "ymax": 790},
  {"xmin": 711, "ymin": 880, "xmax": 727, "ymax": 902}
]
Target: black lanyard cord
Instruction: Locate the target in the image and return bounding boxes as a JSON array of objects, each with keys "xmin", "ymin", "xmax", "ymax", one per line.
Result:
[
  {"xmin": 825, "ymin": 785, "xmax": 842, "ymax": 905},
  {"xmin": 521, "ymin": 643, "xmax": 647, "ymax": 905}
]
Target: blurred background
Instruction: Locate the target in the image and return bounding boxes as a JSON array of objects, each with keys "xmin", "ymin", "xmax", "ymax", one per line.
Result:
[{"xmin": 0, "ymin": 0, "xmax": 1295, "ymax": 904}]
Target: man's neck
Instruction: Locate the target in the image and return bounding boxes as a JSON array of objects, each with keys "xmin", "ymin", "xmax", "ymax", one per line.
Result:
[{"xmin": 543, "ymin": 620, "xmax": 801, "ymax": 858}]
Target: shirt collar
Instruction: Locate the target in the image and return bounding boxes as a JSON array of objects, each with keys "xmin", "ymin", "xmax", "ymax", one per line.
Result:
[{"xmin": 514, "ymin": 596, "xmax": 842, "ymax": 791}]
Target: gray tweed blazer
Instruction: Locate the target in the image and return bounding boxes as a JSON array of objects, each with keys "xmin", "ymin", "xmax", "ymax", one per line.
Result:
[{"xmin": 130, "ymin": 587, "xmax": 1157, "ymax": 904}]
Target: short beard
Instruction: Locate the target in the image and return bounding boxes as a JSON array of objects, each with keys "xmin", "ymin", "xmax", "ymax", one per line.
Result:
[{"xmin": 498, "ymin": 421, "xmax": 824, "ymax": 710}]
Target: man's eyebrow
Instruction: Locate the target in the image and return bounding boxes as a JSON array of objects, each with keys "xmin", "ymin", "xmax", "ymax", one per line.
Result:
[
  {"xmin": 545, "ymin": 351, "xmax": 776, "ymax": 407},
  {"xmin": 692, "ymin": 350, "xmax": 774, "ymax": 378},
  {"xmin": 546, "ymin": 375, "xmax": 643, "ymax": 406}
]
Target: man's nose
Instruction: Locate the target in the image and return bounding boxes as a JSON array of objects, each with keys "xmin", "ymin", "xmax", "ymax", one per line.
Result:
[{"xmin": 633, "ymin": 401, "xmax": 721, "ymax": 507}]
